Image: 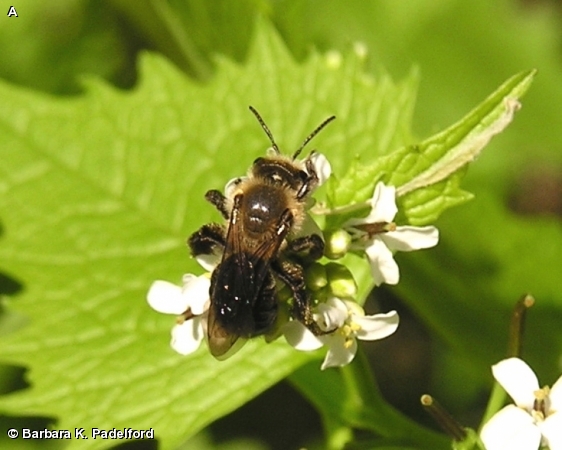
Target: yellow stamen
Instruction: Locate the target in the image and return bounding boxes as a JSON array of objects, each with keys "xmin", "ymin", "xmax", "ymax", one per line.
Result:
[
  {"xmin": 532, "ymin": 386, "xmax": 551, "ymax": 420},
  {"xmin": 385, "ymin": 222, "xmax": 397, "ymax": 232},
  {"xmin": 534, "ymin": 386, "xmax": 550, "ymax": 401}
]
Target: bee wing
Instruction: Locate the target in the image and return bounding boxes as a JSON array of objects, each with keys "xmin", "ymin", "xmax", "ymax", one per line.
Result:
[
  {"xmin": 207, "ymin": 196, "xmax": 292, "ymax": 358},
  {"xmin": 229, "ymin": 203, "xmax": 292, "ymax": 296},
  {"xmin": 223, "ymin": 197, "xmax": 290, "ymax": 299},
  {"xmin": 207, "ymin": 302, "xmax": 245, "ymax": 359}
]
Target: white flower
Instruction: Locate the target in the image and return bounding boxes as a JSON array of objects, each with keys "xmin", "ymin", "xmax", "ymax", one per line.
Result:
[
  {"xmin": 284, "ymin": 297, "xmax": 399, "ymax": 370},
  {"xmin": 480, "ymin": 357, "xmax": 562, "ymax": 450},
  {"xmin": 308, "ymin": 152, "xmax": 331, "ymax": 186},
  {"xmin": 345, "ymin": 182, "xmax": 439, "ymax": 285},
  {"xmin": 147, "ymin": 273, "xmax": 211, "ymax": 356}
]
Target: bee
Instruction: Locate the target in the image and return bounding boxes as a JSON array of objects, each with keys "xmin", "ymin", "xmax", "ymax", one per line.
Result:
[{"xmin": 188, "ymin": 106, "xmax": 335, "ymax": 358}]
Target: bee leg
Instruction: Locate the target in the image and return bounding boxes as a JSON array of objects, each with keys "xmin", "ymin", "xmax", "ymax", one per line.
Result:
[
  {"xmin": 205, "ymin": 189, "xmax": 230, "ymax": 220},
  {"xmin": 286, "ymin": 234, "xmax": 324, "ymax": 260},
  {"xmin": 187, "ymin": 223, "xmax": 226, "ymax": 257},
  {"xmin": 272, "ymin": 259, "xmax": 328, "ymax": 336},
  {"xmin": 296, "ymin": 157, "xmax": 319, "ymax": 200}
]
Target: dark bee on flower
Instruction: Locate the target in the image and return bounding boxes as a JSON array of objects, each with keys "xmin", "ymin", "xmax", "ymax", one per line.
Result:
[{"xmin": 188, "ymin": 106, "xmax": 335, "ymax": 358}]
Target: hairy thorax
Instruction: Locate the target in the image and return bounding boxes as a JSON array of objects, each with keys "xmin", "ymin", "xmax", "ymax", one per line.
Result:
[{"xmin": 240, "ymin": 182, "xmax": 291, "ymax": 237}]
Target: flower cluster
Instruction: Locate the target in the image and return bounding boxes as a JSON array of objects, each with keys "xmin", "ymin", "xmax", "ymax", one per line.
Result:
[
  {"xmin": 147, "ymin": 152, "xmax": 440, "ymax": 369},
  {"xmin": 284, "ymin": 297, "xmax": 399, "ymax": 370}
]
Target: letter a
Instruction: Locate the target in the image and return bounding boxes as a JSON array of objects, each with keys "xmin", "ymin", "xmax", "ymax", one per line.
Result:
[{"xmin": 7, "ymin": 6, "xmax": 18, "ymax": 17}]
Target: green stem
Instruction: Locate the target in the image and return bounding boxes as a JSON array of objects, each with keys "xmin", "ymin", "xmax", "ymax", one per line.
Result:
[
  {"xmin": 480, "ymin": 295, "xmax": 534, "ymax": 430},
  {"xmin": 421, "ymin": 394, "xmax": 466, "ymax": 441},
  {"xmin": 507, "ymin": 294, "xmax": 534, "ymax": 358},
  {"xmin": 291, "ymin": 348, "xmax": 449, "ymax": 448},
  {"xmin": 348, "ymin": 349, "xmax": 448, "ymax": 447},
  {"xmin": 322, "ymin": 415, "xmax": 354, "ymax": 450},
  {"xmin": 311, "ymin": 200, "xmax": 370, "ymax": 217},
  {"xmin": 479, "ymin": 381, "xmax": 506, "ymax": 432}
]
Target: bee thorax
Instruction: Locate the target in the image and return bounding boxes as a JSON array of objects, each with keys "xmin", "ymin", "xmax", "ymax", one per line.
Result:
[{"xmin": 241, "ymin": 183, "xmax": 294, "ymax": 235}]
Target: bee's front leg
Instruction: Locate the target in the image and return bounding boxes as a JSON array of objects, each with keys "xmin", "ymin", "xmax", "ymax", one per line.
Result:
[
  {"xmin": 187, "ymin": 223, "xmax": 226, "ymax": 257},
  {"xmin": 286, "ymin": 234, "xmax": 324, "ymax": 260},
  {"xmin": 205, "ymin": 189, "xmax": 230, "ymax": 220}
]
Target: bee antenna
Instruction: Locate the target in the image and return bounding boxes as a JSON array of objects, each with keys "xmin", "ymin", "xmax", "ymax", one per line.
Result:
[
  {"xmin": 249, "ymin": 106, "xmax": 280, "ymax": 154},
  {"xmin": 292, "ymin": 115, "xmax": 336, "ymax": 160}
]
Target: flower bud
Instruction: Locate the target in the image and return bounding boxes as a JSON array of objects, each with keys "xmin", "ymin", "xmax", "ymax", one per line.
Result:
[
  {"xmin": 305, "ymin": 262, "xmax": 328, "ymax": 291},
  {"xmin": 325, "ymin": 262, "xmax": 357, "ymax": 299},
  {"xmin": 323, "ymin": 229, "xmax": 352, "ymax": 259}
]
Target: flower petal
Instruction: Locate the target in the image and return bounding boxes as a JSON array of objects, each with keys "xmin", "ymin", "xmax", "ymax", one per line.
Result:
[
  {"xmin": 171, "ymin": 320, "xmax": 204, "ymax": 355},
  {"xmin": 369, "ymin": 182, "xmax": 397, "ymax": 223},
  {"xmin": 308, "ymin": 152, "xmax": 331, "ymax": 186},
  {"xmin": 355, "ymin": 310, "xmax": 399, "ymax": 341},
  {"xmin": 195, "ymin": 253, "xmax": 221, "ymax": 272},
  {"xmin": 320, "ymin": 335, "xmax": 357, "ymax": 370},
  {"xmin": 316, "ymin": 297, "xmax": 347, "ymax": 329},
  {"xmin": 224, "ymin": 176, "xmax": 246, "ymax": 198},
  {"xmin": 381, "ymin": 226, "xmax": 439, "ymax": 252},
  {"xmin": 365, "ymin": 238, "xmax": 400, "ymax": 285},
  {"xmin": 345, "ymin": 182, "xmax": 398, "ymax": 227},
  {"xmin": 492, "ymin": 358, "xmax": 539, "ymax": 410},
  {"xmin": 284, "ymin": 321, "xmax": 324, "ymax": 351},
  {"xmin": 147, "ymin": 280, "xmax": 189, "ymax": 315},
  {"xmin": 542, "ymin": 411, "xmax": 562, "ymax": 450},
  {"xmin": 480, "ymin": 404, "xmax": 541, "ymax": 450},
  {"xmin": 182, "ymin": 274, "xmax": 210, "ymax": 315}
]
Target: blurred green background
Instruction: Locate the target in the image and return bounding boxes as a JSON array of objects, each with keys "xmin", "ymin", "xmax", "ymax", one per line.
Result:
[{"xmin": 1, "ymin": 0, "xmax": 562, "ymax": 449}]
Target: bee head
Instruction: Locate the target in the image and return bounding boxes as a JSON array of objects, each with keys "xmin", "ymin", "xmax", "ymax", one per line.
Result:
[{"xmin": 251, "ymin": 156, "xmax": 307, "ymax": 191}]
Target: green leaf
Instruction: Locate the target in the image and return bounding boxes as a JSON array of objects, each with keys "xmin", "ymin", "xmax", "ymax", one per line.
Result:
[
  {"xmin": 0, "ymin": 19, "xmax": 425, "ymax": 449},
  {"xmin": 329, "ymin": 69, "xmax": 535, "ymax": 226}
]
